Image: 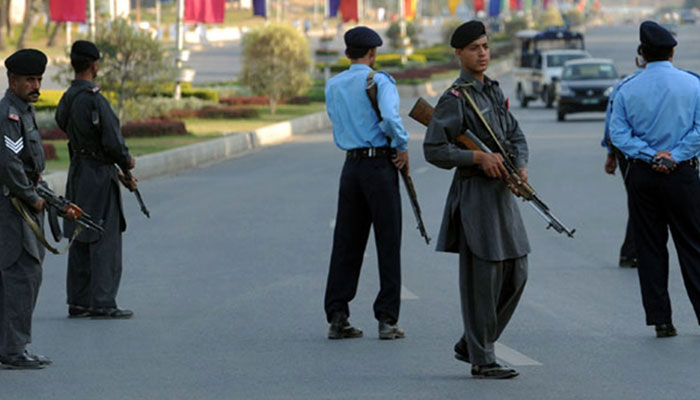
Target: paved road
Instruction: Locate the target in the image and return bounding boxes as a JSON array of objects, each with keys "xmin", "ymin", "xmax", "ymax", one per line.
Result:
[{"xmin": 3, "ymin": 25, "xmax": 700, "ymax": 399}]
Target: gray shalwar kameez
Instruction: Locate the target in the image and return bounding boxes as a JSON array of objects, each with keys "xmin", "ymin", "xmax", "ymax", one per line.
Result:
[{"xmin": 423, "ymin": 70, "xmax": 530, "ymax": 365}]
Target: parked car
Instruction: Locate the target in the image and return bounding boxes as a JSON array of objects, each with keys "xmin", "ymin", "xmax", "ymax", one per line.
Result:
[
  {"xmin": 514, "ymin": 27, "xmax": 591, "ymax": 108},
  {"xmin": 556, "ymin": 58, "xmax": 619, "ymax": 121}
]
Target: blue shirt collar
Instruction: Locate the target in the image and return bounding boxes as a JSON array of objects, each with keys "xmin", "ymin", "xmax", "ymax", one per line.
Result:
[
  {"xmin": 349, "ymin": 63, "xmax": 372, "ymax": 72},
  {"xmin": 646, "ymin": 61, "xmax": 673, "ymax": 70}
]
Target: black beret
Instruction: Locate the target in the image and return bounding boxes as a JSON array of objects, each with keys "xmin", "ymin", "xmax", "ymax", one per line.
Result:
[
  {"xmin": 640, "ymin": 21, "xmax": 677, "ymax": 48},
  {"xmin": 344, "ymin": 26, "xmax": 383, "ymax": 50},
  {"xmin": 4, "ymin": 49, "xmax": 47, "ymax": 76},
  {"xmin": 71, "ymin": 40, "xmax": 101, "ymax": 60},
  {"xmin": 451, "ymin": 20, "xmax": 487, "ymax": 49}
]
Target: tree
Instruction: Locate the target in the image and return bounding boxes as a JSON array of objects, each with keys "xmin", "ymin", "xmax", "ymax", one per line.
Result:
[
  {"xmin": 538, "ymin": 6, "xmax": 565, "ymax": 28},
  {"xmin": 241, "ymin": 23, "xmax": 312, "ymax": 115},
  {"xmin": 0, "ymin": 0, "xmax": 6, "ymax": 50},
  {"xmin": 94, "ymin": 19, "xmax": 172, "ymax": 121},
  {"xmin": 17, "ymin": 0, "xmax": 37, "ymax": 49}
]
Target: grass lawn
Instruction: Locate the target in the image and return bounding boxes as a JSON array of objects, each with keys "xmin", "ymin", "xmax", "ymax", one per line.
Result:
[
  {"xmin": 184, "ymin": 102, "xmax": 326, "ymax": 135},
  {"xmin": 45, "ymin": 136, "xmax": 212, "ymax": 173}
]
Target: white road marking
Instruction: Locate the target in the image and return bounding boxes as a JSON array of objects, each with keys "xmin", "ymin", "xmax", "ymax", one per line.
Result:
[
  {"xmin": 495, "ymin": 343, "xmax": 543, "ymax": 366},
  {"xmin": 329, "ymin": 219, "xmax": 335, "ymax": 229},
  {"xmin": 414, "ymin": 167, "xmax": 429, "ymax": 174},
  {"xmin": 401, "ymin": 285, "xmax": 419, "ymax": 300}
]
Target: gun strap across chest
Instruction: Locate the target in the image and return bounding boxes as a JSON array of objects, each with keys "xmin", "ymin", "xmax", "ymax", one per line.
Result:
[
  {"xmin": 457, "ymin": 85, "xmax": 518, "ymax": 172},
  {"xmin": 366, "ymin": 70, "xmax": 383, "ymax": 121},
  {"xmin": 11, "ymin": 197, "xmax": 83, "ymax": 255}
]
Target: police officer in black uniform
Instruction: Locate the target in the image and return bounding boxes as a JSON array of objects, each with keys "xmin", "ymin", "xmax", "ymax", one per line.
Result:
[
  {"xmin": 0, "ymin": 49, "xmax": 52, "ymax": 369},
  {"xmin": 55, "ymin": 41, "xmax": 137, "ymax": 319}
]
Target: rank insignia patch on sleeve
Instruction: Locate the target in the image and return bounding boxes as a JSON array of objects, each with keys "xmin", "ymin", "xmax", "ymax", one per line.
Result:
[
  {"xmin": 4, "ymin": 136, "xmax": 24, "ymax": 154},
  {"xmin": 8, "ymin": 113, "xmax": 19, "ymax": 121},
  {"xmin": 450, "ymin": 88, "xmax": 461, "ymax": 97}
]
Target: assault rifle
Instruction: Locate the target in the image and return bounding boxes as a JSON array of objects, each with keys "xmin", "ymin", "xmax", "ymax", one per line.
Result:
[
  {"xmin": 36, "ymin": 185, "xmax": 104, "ymax": 234},
  {"xmin": 121, "ymin": 169, "xmax": 150, "ymax": 218},
  {"xmin": 400, "ymin": 168, "xmax": 431, "ymax": 245},
  {"xmin": 409, "ymin": 97, "xmax": 575, "ymax": 238}
]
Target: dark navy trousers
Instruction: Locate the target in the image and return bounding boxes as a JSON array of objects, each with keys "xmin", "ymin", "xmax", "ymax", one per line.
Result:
[
  {"xmin": 627, "ymin": 162, "xmax": 700, "ymax": 325},
  {"xmin": 324, "ymin": 156, "xmax": 402, "ymax": 323}
]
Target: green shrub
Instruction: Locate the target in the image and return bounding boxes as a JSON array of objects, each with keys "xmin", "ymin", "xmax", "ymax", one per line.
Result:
[
  {"xmin": 441, "ymin": 20, "xmax": 464, "ymax": 46},
  {"xmin": 504, "ymin": 16, "xmax": 529, "ymax": 38},
  {"xmin": 414, "ymin": 45, "xmax": 453, "ymax": 63},
  {"xmin": 241, "ymin": 23, "xmax": 312, "ymax": 114},
  {"xmin": 34, "ymin": 110, "xmax": 59, "ymax": 130},
  {"xmin": 123, "ymin": 96, "xmax": 219, "ymax": 120},
  {"xmin": 182, "ymin": 88, "xmax": 219, "ymax": 102},
  {"xmin": 386, "ymin": 21, "xmax": 422, "ymax": 49}
]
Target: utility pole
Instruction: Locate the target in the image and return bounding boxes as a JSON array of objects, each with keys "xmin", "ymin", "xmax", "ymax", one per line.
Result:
[
  {"xmin": 89, "ymin": 0, "xmax": 96, "ymax": 40},
  {"xmin": 174, "ymin": 0, "xmax": 185, "ymax": 100}
]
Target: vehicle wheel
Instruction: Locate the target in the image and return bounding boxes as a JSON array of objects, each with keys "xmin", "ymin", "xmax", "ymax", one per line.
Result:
[
  {"xmin": 517, "ymin": 86, "xmax": 528, "ymax": 108},
  {"xmin": 544, "ymin": 86, "xmax": 555, "ymax": 108},
  {"xmin": 557, "ymin": 111, "xmax": 565, "ymax": 121}
]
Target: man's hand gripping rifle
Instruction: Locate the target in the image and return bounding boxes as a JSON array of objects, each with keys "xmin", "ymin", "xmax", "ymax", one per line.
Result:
[
  {"xmin": 409, "ymin": 97, "xmax": 575, "ymax": 238},
  {"xmin": 36, "ymin": 185, "xmax": 104, "ymax": 234}
]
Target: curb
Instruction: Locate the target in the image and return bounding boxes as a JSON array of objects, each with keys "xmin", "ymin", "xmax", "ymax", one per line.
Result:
[
  {"xmin": 43, "ymin": 111, "xmax": 332, "ymax": 194},
  {"xmin": 43, "ymin": 59, "xmax": 513, "ymax": 193}
]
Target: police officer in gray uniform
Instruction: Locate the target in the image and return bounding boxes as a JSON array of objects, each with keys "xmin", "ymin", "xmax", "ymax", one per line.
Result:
[
  {"xmin": 55, "ymin": 41, "xmax": 136, "ymax": 319},
  {"xmin": 0, "ymin": 49, "xmax": 52, "ymax": 369},
  {"xmin": 423, "ymin": 21, "xmax": 529, "ymax": 379}
]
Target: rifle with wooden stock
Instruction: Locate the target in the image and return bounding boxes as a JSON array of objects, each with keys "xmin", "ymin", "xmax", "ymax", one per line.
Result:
[{"xmin": 409, "ymin": 97, "xmax": 575, "ymax": 238}]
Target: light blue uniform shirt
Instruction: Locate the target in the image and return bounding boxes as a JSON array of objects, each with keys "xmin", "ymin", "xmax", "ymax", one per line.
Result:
[
  {"xmin": 325, "ymin": 64, "xmax": 409, "ymax": 152},
  {"xmin": 610, "ymin": 61, "xmax": 700, "ymax": 162},
  {"xmin": 601, "ymin": 69, "xmax": 642, "ymax": 153}
]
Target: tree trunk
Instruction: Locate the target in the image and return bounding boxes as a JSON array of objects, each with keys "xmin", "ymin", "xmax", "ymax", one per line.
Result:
[
  {"xmin": 17, "ymin": 0, "xmax": 36, "ymax": 50},
  {"xmin": 4, "ymin": 0, "xmax": 10, "ymax": 38},
  {"xmin": 47, "ymin": 21, "xmax": 63, "ymax": 47},
  {"xmin": 0, "ymin": 0, "xmax": 6, "ymax": 51},
  {"xmin": 269, "ymin": 97, "xmax": 277, "ymax": 115}
]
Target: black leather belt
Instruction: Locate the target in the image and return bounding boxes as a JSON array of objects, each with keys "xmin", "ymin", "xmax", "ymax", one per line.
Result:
[
  {"xmin": 346, "ymin": 146, "xmax": 394, "ymax": 159},
  {"xmin": 74, "ymin": 149, "xmax": 110, "ymax": 164},
  {"xmin": 455, "ymin": 167, "xmax": 484, "ymax": 180},
  {"xmin": 630, "ymin": 157, "xmax": 698, "ymax": 169}
]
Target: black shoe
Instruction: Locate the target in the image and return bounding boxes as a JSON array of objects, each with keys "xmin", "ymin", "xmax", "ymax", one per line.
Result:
[
  {"xmin": 90, "ymin": 307, "xmax": 134, "ymax": 319},
  {"xmin": 471, "ymin": 363, "xmax": 519, "ymax": 379},
  {"xmin": 0, "ymin": 352, "xmax": 44, "ymax": 370},
  {"xmin": 68, "ymin": 305, "xmax": 91, "ymax": 318},
  {"xmin": 454, "ymin": 337, "xmax": 470, "ymax": 363},
  {"xmin": 25, "ymin": 351, "xmax": 52, "ymax": 366},
  {"xmin": 655, "ymin": 323, "xmax": 677, "ymax": 338},
  {"xmin": 328, "ymin": 313, "xmax": 363, "ymax": 339},
  {"xmin": 378, "ymin": 319, "xmax": 405, "ymax": 340},
  {"xmin": 619, "ymin": 256, "xmax": 638, "ymax": 268}
]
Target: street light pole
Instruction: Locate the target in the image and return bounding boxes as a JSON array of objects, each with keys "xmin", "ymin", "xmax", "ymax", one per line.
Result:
[
  {"xmin": 174, "ymin": 0, "xmax": 185, "ymax": 100},
  {"xmin": 88, "ymin": 0, "xmax": 96, "ymax": 40}
]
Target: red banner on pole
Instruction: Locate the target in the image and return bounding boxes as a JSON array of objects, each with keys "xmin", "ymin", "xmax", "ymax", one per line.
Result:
[
  {"xmin": 474, "ymin": 0, "xmax": 484, "ymax": 12},
  {"xmin": 185, "ymin": 0, "xmax": 226, "ymax": 24},
  {"xmin": 339, "ymin": 0, "xmax": 358, "ymax": 22},
  {"xmin": 50, "ymin": 0, "xmax": 86, "ymax": 23}
]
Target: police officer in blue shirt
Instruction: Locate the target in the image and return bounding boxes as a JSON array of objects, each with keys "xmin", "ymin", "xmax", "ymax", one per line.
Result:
[
  {"xmin": 601, "ymin": 53, "xmax": 644, "ymax": 268},
  {"xmin": 609, "ymin": 21, "xmax": 700, "ymax": 338},
  {"xmin": 323, "ymin": 26, "xmax": 409, "ymax": 341}
]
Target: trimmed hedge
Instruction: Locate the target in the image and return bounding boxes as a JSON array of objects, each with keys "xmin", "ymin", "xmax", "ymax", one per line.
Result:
[
  {"xmin": 219, "ymin": 96, "xmax": 269, "ymax": 106},
  {"xmin": 168, "ymin": 106, "xmax": 259, "ymax": 119},
  {"xmin": 40, "ymin": 128, "xmax": 68, "ymax": 140},
  {"xmin": 34, "ymin": 90, "xmax": 64, "ymax": 111},
  {"xmin": 328, "ymin": 53, "xmax": 427, "ymax": 73},
  {"xmin": 43, "ymin": 143, "xmax": 57, "ymax": 160},
  {"xmin": 121, "ymin": 119, "xmax": 188, "ymax": 138}
]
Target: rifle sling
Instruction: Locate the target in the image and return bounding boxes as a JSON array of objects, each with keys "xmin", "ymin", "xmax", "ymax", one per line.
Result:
[
  {"xmin": 11, "ymin": 197, "xmax": 83, "ymax": 255},
  {"xmin": 457, "ymin": 86, "xmax": 517, "ymax": 172}
]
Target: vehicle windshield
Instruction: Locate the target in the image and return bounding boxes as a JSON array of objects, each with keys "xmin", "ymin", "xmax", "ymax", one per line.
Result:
[
  {"xmin": 547, "ymin": 54, "xmax": 588, "ymax": 68},
  {"xmin": 562, "ymin": 63, "xmax": 618, "ymax": 80}
]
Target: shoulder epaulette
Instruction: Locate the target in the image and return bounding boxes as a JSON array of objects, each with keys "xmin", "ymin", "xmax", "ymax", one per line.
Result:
[
  {"xmin": 8, "ymin": 106, "xmax": 19, "ymax": 122},
  {"xmin": 375, "ymin": 70, "xmax": 395, "ymax": 84},
  {"xmin": 84, "ymin": 85, "xmax": 100, "ymax": 94}
]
